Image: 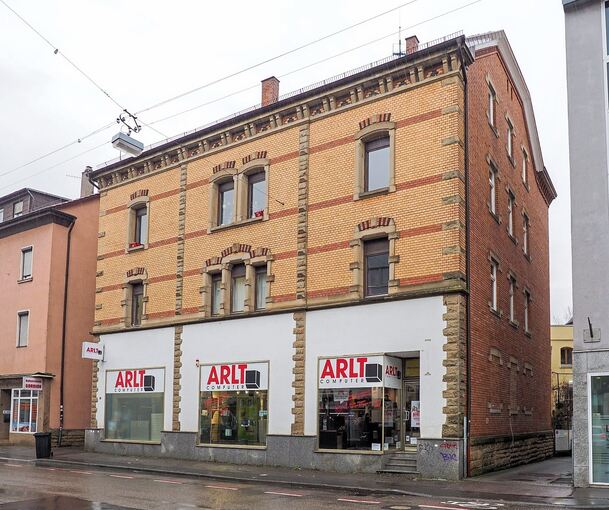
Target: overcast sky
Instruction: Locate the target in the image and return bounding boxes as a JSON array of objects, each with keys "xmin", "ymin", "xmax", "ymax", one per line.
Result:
[{"xmin": 0, "ymin": 0, "xmax": 572, "ymax": 319}]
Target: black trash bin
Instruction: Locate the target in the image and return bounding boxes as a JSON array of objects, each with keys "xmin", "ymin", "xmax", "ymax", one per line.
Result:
[{"xmin": 33, "ymin": 432, "xmax": 52, "ymax": 459}]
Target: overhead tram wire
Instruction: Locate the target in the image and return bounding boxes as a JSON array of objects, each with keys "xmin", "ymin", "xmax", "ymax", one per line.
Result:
[
  {"xmin": 2, "ymin": 0, "xmax": 484, "ymax": 189},
  {"xmin": 0, "ymin": 0, "xmax": 422, "ymax": 180}
]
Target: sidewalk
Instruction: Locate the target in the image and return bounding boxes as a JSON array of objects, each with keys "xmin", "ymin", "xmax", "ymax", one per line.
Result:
[{"xmin": 0, "ymin": 446, "xmax": 607, "ymax": 508}]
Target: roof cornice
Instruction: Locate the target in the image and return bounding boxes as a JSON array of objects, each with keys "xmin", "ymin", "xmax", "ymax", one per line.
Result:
[{"xmin": 0, "ymin": 207, "xmax": 76, "ymax": 239}]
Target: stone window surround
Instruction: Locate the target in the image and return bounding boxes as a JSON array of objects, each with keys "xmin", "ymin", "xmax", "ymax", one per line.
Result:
[
  {"xmin": 121, "ymin": 268, "xmax": 149, "ymax": 327},
  {"xmin": 521, "ymin": 145, "xmax": 530, "ymax": 189},
  {"xmin": 523, "ymin": 286, "xmax": 532, "ymax": 336},
  {"xmin": 506, "ymin": 185, "xmax": 517, "ymax": 241},
  {"xmin": 521, "ymin": 207, "xmax": 531, "ymax": 259},
  {"xmin": 201, "ymin": 251, "xmax": 273, "ymax": 317},
  {"xmin": 208, "ymin": 158, "xmax": 270, "ymax": 232},
  {"xmin": 348, "ymin": 217, "xmax": 398, "ymax": 298},
  {"xmin": 353, "ymin": 119, "xmax": 396, "ymax": 200},
  {"xmin": 507, "ymin": 269, "xmax": 519, "ymax": 327},
  {"xmin": 487, "ymin": 155, "xmax": 501, "ymax": 222},
  {"xmin": 505, "ymin": 112, "xmax": 516, "ymax": 166},
  {"xmin": 488, "ymin": 251, "xmax": 501, "ymax": 315},
  {"xmin": 486, "ymin": 74, "xmax": 498, "ymax": 135},
  {"xmin": 126, "ymin": 195, "xmax": 150, "ymax": 253}
]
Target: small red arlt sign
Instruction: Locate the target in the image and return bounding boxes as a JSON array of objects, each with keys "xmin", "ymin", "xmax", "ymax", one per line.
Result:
[
  {"xmin": 22, "ymin": 377, "xmax": 43, "ymax": 391},
  {"xmin": 82, "ymin": 341, "xmax": 104, "ymax": 361}
]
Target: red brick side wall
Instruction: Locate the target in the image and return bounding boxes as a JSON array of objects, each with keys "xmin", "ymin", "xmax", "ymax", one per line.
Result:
[{"xmin": 467, "ymin": 49, "xmax": 551, "ymax": 439}]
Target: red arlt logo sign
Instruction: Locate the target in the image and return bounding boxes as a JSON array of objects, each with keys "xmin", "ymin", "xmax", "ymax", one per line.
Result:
[{"xmin": 114, "ymin": 370, "xmax": 156, "ymax": 392}]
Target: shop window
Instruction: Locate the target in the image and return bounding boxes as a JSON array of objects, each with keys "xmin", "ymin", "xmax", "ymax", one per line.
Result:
[
  {"xmin": 254, "ymin": 265, "xmax": 267, "ymax": 310},
  {"xmin": 218, "ymin": 180, "xmax": 235, "ymax": 226},
  {"xmin": 130, "ymin": 282, "xmax": 144, "ymax": 326},
  {"xmin": 590, "ymin": 374, "xmax": 609, "ymax": 483},
  {"xmin": 231, "ymin": 264, "xmax": 246, "ymax": 313},
  {"xmin": 17, "ymin": 311, "xmax": 29, "ymax": 347},
  {"xmin": 318, "ymin": 356, "xmax": 403, "ymax": 451},
  {"xmin": 105, "ymin": 368, "xmax": 165, "ymax": 443},
  {"xmin": 13, "ymin": 201, "xmax": 23, "ymax": 218},
  {"xmin": 561, "ymin": 347, "xmax": 573, "ymax": 367},
  {"xmin": 247, "ymin": 170, "xmax": 266, "ymax": 219},
  {"xmin": 20, "ymin": 247, "xmax": 33, "ymax": 280},
  {"xmin": 364, "ymin": 238, "xmax": 389, "ymax": 297},
  {"xmin": 364, "ymin": 136, "xmax": 390, "ymax": 192},
  {"xmin": 199, "ymin": 362, "xmax": 269, "ymax": 446},
  {"xmin": 10, "ymin": 389, "xmax": 38, "ymax": 433},
  {"xmin": 210, "ymin": 273, "xmax": 222, "ymax": 316}
]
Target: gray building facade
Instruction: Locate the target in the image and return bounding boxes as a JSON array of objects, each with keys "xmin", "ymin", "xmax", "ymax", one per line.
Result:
[{"xmin": 564, "ymin": 0, "xmax": 609, "ymax": 487}]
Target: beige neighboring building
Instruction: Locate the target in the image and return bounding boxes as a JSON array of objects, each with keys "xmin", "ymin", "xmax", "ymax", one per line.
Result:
[{"xmin": 551, "ymin": 323, "xmax": 573, "ymax": 419}]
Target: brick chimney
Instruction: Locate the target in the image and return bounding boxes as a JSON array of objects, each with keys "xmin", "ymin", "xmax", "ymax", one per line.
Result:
[
  {"xmin": 261, "ymin": 76, "xmax": 280, "ymax": 107},
  {"xmin": 405, "ymin": 35, "xmax": 419, "ymax": 55},
  {"xmin": 80, "ymin": 166, "xmax": 95, "ymax": 197}
]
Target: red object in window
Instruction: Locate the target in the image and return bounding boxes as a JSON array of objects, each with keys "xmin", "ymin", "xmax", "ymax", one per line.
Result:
[
  {"xmin": 129, "ymin": 242, "xmax": 142, "ymax": 249},
  {"xmin": 254, "ymin": 210, "xmax": 264, "ymax": 218}
]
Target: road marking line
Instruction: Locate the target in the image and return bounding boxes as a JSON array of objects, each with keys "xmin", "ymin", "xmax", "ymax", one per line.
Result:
[
  {"xmin": 154, "ymin": 479, "xmax": 183, "ymax": 484},
  {"xmin": 264, "ymin": 491, "xmax": 303, "ymax": 497},
  {"xmin": 41, "ymin": 467, "xmax": 56, "ymax": 471},
  {"xmin": 420, "ymin": 506, "xmax": 471, "ymax": 510},
  {"xmin": 205, "ymin": 485, "xmax": 239, "ymax": 491},
  {"xmin": 6, "ymin": 464, "xmax": 24, "ymax": 468},
  {"xmin": 69, "ymin": 470, "xmax": 93, "ymax": 475},
  {"xmin": 109, "ymin": 474, "xmax": 134, "ymax": 479},
  {"xmin": 337, "ymin": 498, "xmax": 380, "ymax": 505}
]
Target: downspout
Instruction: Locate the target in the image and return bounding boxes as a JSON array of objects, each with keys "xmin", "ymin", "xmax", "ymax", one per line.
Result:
[
  {"xmin": 458, "ymin": 42, "xmax": 472, "ymax": 478},
  {"xmin": 58, "ymin": 219, "xmax": 75, "ymax": 447}
]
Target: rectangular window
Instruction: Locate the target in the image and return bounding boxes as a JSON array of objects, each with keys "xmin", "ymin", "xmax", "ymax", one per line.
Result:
[
  {"xmin": 507, "ymin": 191, "xmax": 515, "ymax": 236},
  {"xmin": 364, "ymin": 136, "xmax": 390, "ymax": 192},
  {"xmin": 561, "ymin": 348, "xmax": 573, "ymax": 366},
  {"xmin": 199, "ymin": 362, "xmax": 269, "ymax": 446},
  {"xmin": 523, "ymin": 214, "xmax": 530, "ymax": 255},
  {"xmin": 488, "ymin": 83, "xmax": 496, "ymax": 127},
  {"xmin": 524, "ymin": 290, "xmax": 531, "ymax": 333},
  {"xmin": 364, "ymin": 238, "xmax": 389, "ymax": 296},
  {"xmin": 10, "ymin": 389, "xmax": 38, "ymax": 433},
  {"xmin": 491, "ymin": 260, "xmax": 498, "ymax": 311},
  {"xmin": 211, "ymin": 274, "xmax": 222, "ymax": 316},
  {"xmin": 522, "ymin": 149, "xmax": 528, "ymax": 184},
  {"xmin": 218, "ymin": 181, "xmax": 234, "ymax": 225},
  {"xmin": 21, "ymin": 247, "xmax": 33, "ymax": 279},
  {"xmin": 507, "ymin": 118, "xmax": 514, "ymax": 159},
  {"xmin": 509, "ymin": 275, "xmax": 516, "ymax": 322},
  {"xmin": 17, "ymin": 311, "xmax": 29, "ymax": 347},
  {"xmin": 231, "ymin": 265, "xmax": 246, "ymax": 313},
  {"xmin": 130, "ymin": 283, "xmax": 144, "ymax": 326},
  {"xmin": 489, "ymin": 165, "xmax": 497, "ymax": 214},
  {"xmin": 254, "ymin": 266, "xmax": 267, "ymax": 310},
  {"xmin": 134, "ymin": 206, "xmax": 148, "ymax": 245},
  {"xmin": 0, "ymin": 209, "xmax": 4, "ymax": 222},
  {"xmin": 590, "ymin": 374, "xmax": 609, "ymax": 483},
  {"xmin": 13, "ymin": 201, "xmax": 23, "ymax": 218},
  {"xmin": 247, "ymin": 171, "xmax": 266, "ymax": 219},
  {"xmin": 105, "ymin": 368, "xmax": 165, "ymax": 443}
]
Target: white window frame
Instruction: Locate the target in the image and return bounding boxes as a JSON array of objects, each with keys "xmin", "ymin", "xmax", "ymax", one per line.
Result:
[
  {"xmin": 10, "ymin": 388, "xmax": 39, "ymax": 434},
  {"xmin": 522, "ymin": 148, "xmax": 529, "ymax": 185},
  {"xmin": 489, "ymin": 165, "xmax": 497, "ymax": 214},
  {"xmin": 508, "ymin": 275, "xmax": 516, "ymax": 322},
  {"xmin": 0, "ymin": 208, "xmax": 4, "ymax": 222},
  {"xmin": 507, "ymin": 191, "xmax": 515, "ymax": 236},
  {"xmin": 13, "ymin": 201, "xmax": 23, "ymax": 218},
  {"xmin": 20, "ymin": 246, "xmax": 33, "ymax": 280},
  {"xmin": 588, "ymin": 371, "xmax": 609, "ymax": 485},
  {"xmin": 487, "ymin": 81, "xmax": 496, "ymax": 128},
  {"xmin": 506, "ymin": 117, "xmax": 514, "ymax": 159},
  {"xmin": 491, "ymin": 260, "xmax": 498, "ymax": 311},
  {"xmin": 524, "ymin": 289, "xmax": 531, "ymax": 333},
  {"xmin": 16, "ymin": 310, "xmax": 29, "ymax": 347},
  {"xmin": 523, "ymin": 213, "xmax": 530, "ymax": 255}
]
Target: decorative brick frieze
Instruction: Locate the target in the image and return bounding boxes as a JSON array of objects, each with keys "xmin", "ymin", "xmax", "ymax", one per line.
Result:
[
  {"xmin": 442, "ymin": 293, "xmax": 467, "ymax": 437},
  {"xmin": 212, "ymin": 161, "xmax": 236, "ymax": 174},
  {"xmin": 126, "ymin": 267, "xmax": 145, "ymax": 278},
  {"xmin": 356, "ymin": 217, "xmax": 394, "ymax": 231},
  {"xmin": 172, "ymin": 325, "xmax": 183, "ymax": 431},
  {"xmin": 221, "ymin": 243, "xmax": 253, "ymax": 258},
  {"xmin": 358, "ymin": 113, "xmax": 392, "ymax": 130},
  {"xmin": 242, "ymin": 151, "xmax": 268, "ymax": 165},
  {"xmin": 291, "ymin": 311, "xmax": 306, "ymax": 435},
  {"xmin": 129, "ymin": 189, "xmax": 149, "ymax": 201}
]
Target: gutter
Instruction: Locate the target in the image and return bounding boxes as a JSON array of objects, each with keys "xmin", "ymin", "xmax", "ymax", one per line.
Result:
[{"xmin": 58, "ymin": 219, "xmax": 75, "ymax": 446}]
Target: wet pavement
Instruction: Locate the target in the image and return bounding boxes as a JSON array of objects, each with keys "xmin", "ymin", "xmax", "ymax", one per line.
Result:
[{"xmin": 0, "ymin": 496, "xmax": 136, "ymax": 509}]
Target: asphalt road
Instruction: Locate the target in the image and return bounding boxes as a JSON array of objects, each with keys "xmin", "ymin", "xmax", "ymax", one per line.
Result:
[{"xmin": 0, "ymin": 460, "xmax": 555, "ymax": 510}]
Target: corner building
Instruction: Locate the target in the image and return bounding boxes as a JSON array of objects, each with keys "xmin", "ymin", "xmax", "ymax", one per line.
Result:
[{"xmin": 88, "ymin": 32, "xmax": 555, "ymax": 478}]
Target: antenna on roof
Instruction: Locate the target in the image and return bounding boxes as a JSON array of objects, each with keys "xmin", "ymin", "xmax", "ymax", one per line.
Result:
[{"xmin": 393, "ymin": 24, "xmax": 405, "ymax": 57}]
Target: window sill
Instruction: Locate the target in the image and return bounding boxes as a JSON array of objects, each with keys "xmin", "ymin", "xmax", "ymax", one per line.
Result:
[
  {"xmin": 507, "ymin": 154, "xmax": 516, "ymax": 168},
  {"xmin": 17, "ymin": 277, "xmax": 33, "ymax": 284},
  {"xmin": 560, "ymin": 364, "xmax": 573, "ymax": 369},
  {"xmin": 210, "ymin": 215, "xmax": 264, "ymax": 233},
  {"xmin": 126, "ymin": 244, "xmax": 146, "ymax": 253},
  {"xmin": 488, "ymin": 121, "xmax": 499, "ymax": 138},
  {"xmin": 16, "ymin": 345, "xmax": 28, "ymax": 348},
  {"xmin": 522, "ymin": 181, "xmax": 530, "ymax": 192},
  {"xmin": 523, "ymin": 251, "xmax": 531, "ymax": 263},
  {"xmin": 509, "ymin": 319, "xmax": 519, "ymax": 329},
  {"xmin": 488, "ymin": 209, "xmax": 501, "ymax": 224},
  {"xmin": 355, "ymin": 187, "xmax": 391, "ymax": 201},
  {"xmin": 489, "ymin": 306, "xmax": 502, "ymax": 318},
  {"xmin": 508, "ymin": 233, "xmax": 518, "ymax": 245},
  {"xmin": 525, "ymin": 330, "xmax": 532, "ymax": 338}
]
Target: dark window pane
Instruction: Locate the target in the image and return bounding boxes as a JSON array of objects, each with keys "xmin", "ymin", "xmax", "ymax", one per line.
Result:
[
  {"xmin": 364, "ymin": 239, "xmax": 389, "ymax": 296},
  {"xmin": 364, "ymin": 137, "xmax": 390, "ymax": 192},
  {"xmin": 255, "ymin": 266, "xmax": 267, "ymax": 310},
  {"xmin": 134, "ymin": 207, "xmax": 147, "ymax": 244},
  {"xmin": 231, "ymin": 265, "xmax": 246, "ymax": 313},
  {"xmin": 218, "ymin": 181, "xmax": 234, "ymax": 225},
  {"xmin": 211, "ymin": 274, "xmax": 221, "ymax": 316},
  {"xmin": 248, "ymin": 171, "xmax": 266, "ymax": 218},
  {"xmin": 131, "ymin": 283, "xmax": 144, "ymax": 326}
]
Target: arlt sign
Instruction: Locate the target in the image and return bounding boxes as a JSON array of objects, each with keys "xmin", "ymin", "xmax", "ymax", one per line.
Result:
[
  {"xmin": 200, "ymin": 362, "xmax": 269, "ymax": 391},
  {"xmin": 106, "ymin": 368, "xmax": 165, "ymax": 394},
  {"xmin": 22, "ymin": 377, "xmax": 43, "ymax": 391},
  {"xmin": 318, "ymin": 355, "xmax": 402, "ymax": 389},
  {"xmin": 82, "ymin": 342, "xmax": 104, "ymax": 361}
]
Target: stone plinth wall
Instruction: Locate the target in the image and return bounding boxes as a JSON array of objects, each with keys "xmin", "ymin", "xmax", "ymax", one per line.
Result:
[{"xmin": 50, "ymin": 429, "xmax": 85, "ymax": 447}]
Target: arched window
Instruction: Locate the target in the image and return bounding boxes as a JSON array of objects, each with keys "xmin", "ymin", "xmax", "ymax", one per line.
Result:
[{"xmin": 560, "ymin": 347, "xmax": 573, "ymax": 367}]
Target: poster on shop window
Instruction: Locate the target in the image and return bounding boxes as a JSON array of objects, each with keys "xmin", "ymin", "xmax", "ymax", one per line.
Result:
[{"xmin": 410, "ymin": 400, "xmax": 421, "ymax": 428}]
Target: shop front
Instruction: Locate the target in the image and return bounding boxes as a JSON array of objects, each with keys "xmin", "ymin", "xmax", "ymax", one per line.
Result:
[{"xmin": 317, "ymin": 355, "xmax": 420, "ymax": 452}]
